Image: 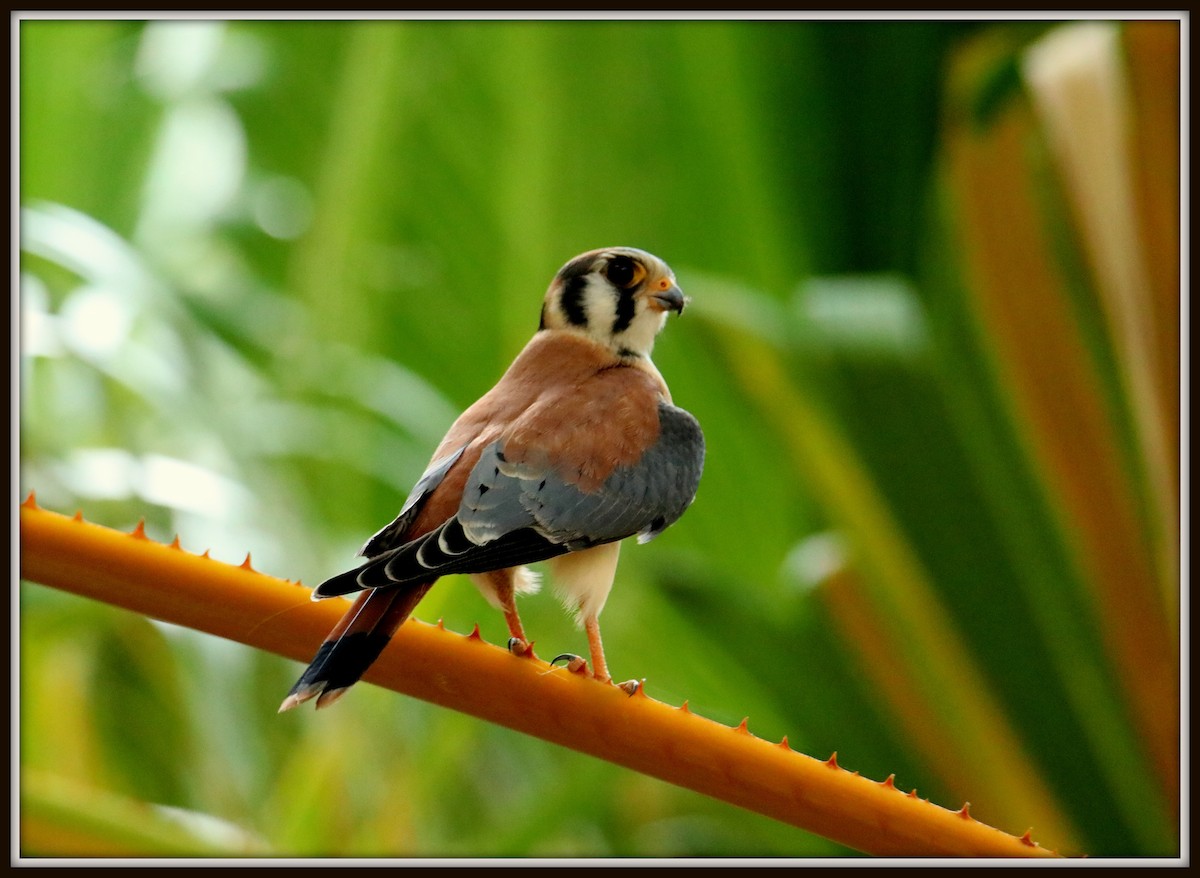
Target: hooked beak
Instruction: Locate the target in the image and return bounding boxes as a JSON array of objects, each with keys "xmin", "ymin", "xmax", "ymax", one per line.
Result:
[{"xmin": 649, "ymin": 283, "xmax": 687, "ymax": 315}]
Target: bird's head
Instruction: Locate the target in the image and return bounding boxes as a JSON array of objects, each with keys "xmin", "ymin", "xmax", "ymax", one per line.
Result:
[{"xmin": 539, "ymin": 247, "xmax": 686, "ymax": 359}]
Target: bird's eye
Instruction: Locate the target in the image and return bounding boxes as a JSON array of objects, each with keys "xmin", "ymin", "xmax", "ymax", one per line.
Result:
[{"xmin": 605, "ymin": 256, "xmax": 637, "ymax": 288}]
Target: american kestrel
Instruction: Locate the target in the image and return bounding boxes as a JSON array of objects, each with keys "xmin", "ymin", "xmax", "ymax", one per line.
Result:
[{"xmin": 280, "ymin": 247, "xmax": 705, "ymax": 711}]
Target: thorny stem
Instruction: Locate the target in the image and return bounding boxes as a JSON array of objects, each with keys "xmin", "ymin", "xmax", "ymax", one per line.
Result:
[{"xmin": 18, "ymin": 498, "xmax": 1061, "ymax": 858}]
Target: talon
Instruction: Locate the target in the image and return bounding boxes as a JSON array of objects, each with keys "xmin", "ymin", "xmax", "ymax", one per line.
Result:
[
  {"xmin": 617, "ymin": 679, "xmax": 641, "ymax": 696},
  {"xmin": 550, "ymin": 653, "xmax": 589, "ymax": 674},
  {"xmin": 507, "ymin": 637, "xmax": 533, "ymax": 657}
]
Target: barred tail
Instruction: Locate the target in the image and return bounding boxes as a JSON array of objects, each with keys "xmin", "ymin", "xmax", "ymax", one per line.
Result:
[{"xmin": 279, "ymin": 582, "xmax": 433, "ymax": 711}]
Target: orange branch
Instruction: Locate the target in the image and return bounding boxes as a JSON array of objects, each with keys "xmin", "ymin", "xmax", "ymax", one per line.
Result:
[{"xmin": 18, "ymin": 498, "xmax": 1062, "ymax": 858}]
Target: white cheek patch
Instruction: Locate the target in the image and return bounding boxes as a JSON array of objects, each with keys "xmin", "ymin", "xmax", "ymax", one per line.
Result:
[
  {"xmin": 580, "ymin": 276, "xmax": 618, "ymax": 334},
  {"xmin": 614, "ymin": 302, "xmax": 667, "ymax": 356}
]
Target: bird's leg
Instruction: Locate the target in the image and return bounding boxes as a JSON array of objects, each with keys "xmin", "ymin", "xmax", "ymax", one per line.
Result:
[
  {"xmin": 504, "ymin": 610, "xmax": 533, "ymax": 657},
  {"xmin": 584, "ymin": 615, "xmax": 640, "ymax": 693},
  {"xmin": 494, "ymin": 575, "xmax": 533, "ymax": 657},
  {"xmin": 584, "ymin": 616, "xmax": 611, "ymax": 684}
]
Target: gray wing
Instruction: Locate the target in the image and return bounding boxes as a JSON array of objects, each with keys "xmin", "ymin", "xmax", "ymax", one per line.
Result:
[
  {"xmin": 357, "ymin": 445, "xmax": 466, "ymax": 558},
  {"xmin": 463, "ymin": 402, "xmax": 705, "ymax": 548},
  {"xmin": 314, "ymin": 403, "xmax": 704, "ymax": 597}
]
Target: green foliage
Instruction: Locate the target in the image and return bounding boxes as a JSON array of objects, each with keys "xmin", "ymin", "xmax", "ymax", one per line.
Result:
[{"xmin": 19, "ymin": 17, "xmax": 1176, "ymax": 858}]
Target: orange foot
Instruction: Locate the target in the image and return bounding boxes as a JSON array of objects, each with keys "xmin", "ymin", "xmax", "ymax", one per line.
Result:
[
  {"xmin": 549, "ymin": 653, "xmax": 639, "ymax": 694},
  {"xmin": 550, "ymin": 652, "xmax": 590, "ymax": 675},
  {"xmin": 506, "ymin": 637, "xmax": 535, "ymax": 658}
]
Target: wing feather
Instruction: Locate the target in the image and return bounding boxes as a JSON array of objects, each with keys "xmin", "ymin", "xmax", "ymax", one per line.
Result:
[
  {"xmin": 358, "ymin": 446, "xmax": 466, "ymax": 558},
  {"xmin": 312, "ymin": 402, "xmax": 703, "ymax": 598}
]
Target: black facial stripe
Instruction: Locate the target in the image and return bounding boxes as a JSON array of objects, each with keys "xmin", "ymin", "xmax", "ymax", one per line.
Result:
[
  {"xmin": 612, "ymin": 286, "xmax": 637, "ymax": 334},
  {"xmin": 561, "ymin": 275, "xmax": 589, "ymax": 326}
]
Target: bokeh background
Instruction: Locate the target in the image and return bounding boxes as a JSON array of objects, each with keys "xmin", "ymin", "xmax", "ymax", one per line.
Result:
[{"xmin": 18, "ymin": 16, "xmax": 1181, "ymax": 858}]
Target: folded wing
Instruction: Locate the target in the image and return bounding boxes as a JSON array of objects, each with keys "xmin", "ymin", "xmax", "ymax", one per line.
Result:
[{"xmin": 313, "ymin": 402, "xmax": 704, "ymax": 598}]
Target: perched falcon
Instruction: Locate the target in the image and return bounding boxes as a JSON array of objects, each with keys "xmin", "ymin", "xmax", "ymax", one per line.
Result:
[{"xmin": 280, "ymin": 247, "xmax": 705, "ymax": 711}]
